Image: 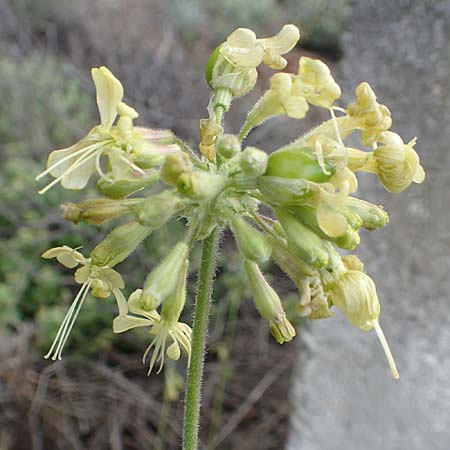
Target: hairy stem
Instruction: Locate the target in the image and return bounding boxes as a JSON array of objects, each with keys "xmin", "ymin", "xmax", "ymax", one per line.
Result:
[{"xmin": 182, "ymin": 226, "xmax": 221, "ymax": 450}]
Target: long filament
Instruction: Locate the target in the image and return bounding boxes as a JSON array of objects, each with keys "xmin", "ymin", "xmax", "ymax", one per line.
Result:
[{"xmin": 371, "ymin": 319, "xmax": 399, "ymax": 380}]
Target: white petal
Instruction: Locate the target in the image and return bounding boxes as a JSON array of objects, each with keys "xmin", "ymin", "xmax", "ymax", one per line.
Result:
[
  {"xmin": 91, "ymin": 67, "xmax": 124, "ymax": 129},
  {"xmin": 113, "ymin": 315, "xmax": 153, "ymax": 333},
  {"xmin": 60, "ymin": 154, "xmax": 97, "ymax": 189},
  {"xmin": 41, "ymin": 246, "xmax": 85, "ymax": 268},
  {"xmin": 260, "ymin": 24, "xmax": 300, "ymax": 53},
  {"xmin": 227, "ymin": 28, "xmax": 257, "ymax": 48}
]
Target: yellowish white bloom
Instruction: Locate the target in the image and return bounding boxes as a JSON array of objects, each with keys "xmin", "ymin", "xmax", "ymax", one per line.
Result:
[
  {"xmin": 222, "ymin": 24, "xmax": 300, "ymax": 70},
  {"xmin": 42, "ymin": 246, "xmax": 127, "ymax": 360},
  {"xmin": 36, "ymin": 67, "xmax": 150, "ymax": 193}
]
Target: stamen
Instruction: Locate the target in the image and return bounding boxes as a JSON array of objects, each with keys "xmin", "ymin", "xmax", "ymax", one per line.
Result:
[
  {"xmin": 44, "ymin": 281, "xmax": 90, "ymax": 360},
  {"xmin": 38, "ymin": 146, "xmax": 101, "ymax": 194},
  {"xmin": 95, "ymin": 150, "xmax": 114, "ymax": 182},
  {"xmin": 329, "ymin": 107, "xmax": 348, "ymax": 166},
  {"xmin": 36, "ymin": 142, "xmax": 107, "ymax": 181},
  {"xmin": 332, "ymin": 106, "xmax": 347, "ymax": 114},
  {"xmin": 314, "ymin": 139, "xmax": 331, "ymax": 175},
  {"xmin": 54, "ymin": 281, "xmax": 92, "ymax": 360},
  {"xmin": 371, "ymin": 319, "xmax": 399, "ymax": 380},
  {"xmin": 115, "ymin": 151, "xmax": 146, "ymax": 175}
]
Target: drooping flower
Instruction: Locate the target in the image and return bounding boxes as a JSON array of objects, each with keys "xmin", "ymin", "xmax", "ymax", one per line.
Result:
[
  {"xmin": 113, "ymin": 260, "xmax": 191, "ymax": 374},
  {"xmin": 42, "ymin": 246, "xmax": 127, "ymax": 360}
]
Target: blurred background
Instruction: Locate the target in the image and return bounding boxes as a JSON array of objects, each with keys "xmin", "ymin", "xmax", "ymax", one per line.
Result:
[{"xmin": 0, "ymin": 0, "xmax": 448, "ymax": 449}]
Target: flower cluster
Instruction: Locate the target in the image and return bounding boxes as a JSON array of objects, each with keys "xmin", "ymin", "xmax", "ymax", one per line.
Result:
[{"xmin": 38, "ymin": 25, "xmax": 424, "ymax": 379}]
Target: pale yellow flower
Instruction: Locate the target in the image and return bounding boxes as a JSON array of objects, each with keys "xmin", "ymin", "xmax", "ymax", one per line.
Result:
[
  {"xmin": 222, "ymin": 24, "xmax": 300, "ymax": 70},
  {"xmin": 42, "ymin": 246, "xmax": 127, "ymax": 360}
]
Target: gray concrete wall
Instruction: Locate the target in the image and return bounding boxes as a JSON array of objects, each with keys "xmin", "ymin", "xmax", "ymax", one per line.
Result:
[{"xmin": 287, "ymin": 1, "xmax": 450, "ymax": 449}]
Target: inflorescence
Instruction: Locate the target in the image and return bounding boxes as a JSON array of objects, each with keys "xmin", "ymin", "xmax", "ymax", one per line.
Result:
[{"xmin": 38, "ymin": 25, "xmax": 424, "ymax": 379}]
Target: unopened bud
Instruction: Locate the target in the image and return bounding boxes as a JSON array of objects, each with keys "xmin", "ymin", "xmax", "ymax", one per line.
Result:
[
  {"xmin": 335, "ymin": 227, "xmax": 360, "ymax": 250},
  {"xmin": 160, "ymin": 152, "xmax": 193, "ymax": 185},
  {"xmin": 240, "ymin": 147, "xmax": 268, "ymax": 177},
  {"xmin": 230, "ymin": 216, "xmax": 271, "ymax": 264},
  {"xmin": 244, "ymin": 260, "xmax": 295, "ymax": 344},
  {"xmin": 62, "ymin": 198, "xmax": 142, "ymax": 225},
  {"xmin": 97, "ymin": 171, "xmax": 159, "ymax": 198},
  {"xmin": 135, "ymin": 190, "xmax": 181, "ymax": 229},
  {"xmin": 161, "ymin": 260, "xmax": 188, "ymax": 324},
  {"xmin": 276, "ymin": 208, "xmax": 329, "ymax": 268},
  {"xmin": 257, "ymin": 176, "xmax": 312, "ymax": 206},
  {"xmin": 344, "ymin": 197, "xmax": 389, "ymax": 230},
  {"xmin": 177, "ymin": 171, "xmax": 227, "ymax": 200},
  {"xmin": 91, "ymin": 221, "xmax": 152, "ymax": 267},
  {"xmin": 140, "ymin": 242, "xmax": 189, "ymax": 311},
  {"xmin": 216, "ymin": 134, "xmax": 241, "ymax": 159},
  {"xmin": 132, "ymin": 143, "xmax": 180, "ymax": 169},
  {"xmin": 266, "ymin": 148, "xmax": 333, "ymax": 182}
]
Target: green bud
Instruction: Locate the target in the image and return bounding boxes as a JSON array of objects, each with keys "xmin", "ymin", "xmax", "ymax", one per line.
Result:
[
  {"xmin": 97, "ymin": 171, "xmax": 159, "ymax": 198},
  {"xmin": 135, "ymin": 190, "xmax": 181, "ymax": 228},
  {"xmin": 161, "ymin": 260, "xmax": 188, "ymax": 324},
  {"xmin": 62, "ymin": 198, "xmax": 142, "ymax": 225},
  {"xmin": 344, "ymin": 197, "xmax": 389, "ymax": 230},
  {"xmin": 91, "ymin": 221, "xmax": 152, "ymax": 267},
  {"xmin": 257, "ymin": 176, "xmax": 311, "ymax": 206},
  {"xmin": 266, "ymin": 148, "xmax": 334, "ymax": 182},
  {"xmin": 240, "ymin": 147, "xmax": 268, "ymax": 177},
  {"xmin": 140, "ymin": 242, "xmax": 189, "ymax": 311},
  {"xmin": 160, "ymin": 152, "xmax": 193, "ymax": 185},
  {"xmin": 275, "ymin": 207, "xmax": 329, "ymax": 268},
  {"xmin": 230, "ymin": 216, "xmax": 271, "ymax": 264},
  {"xmin": 244, "ymin": 260, "xmax": 295, "ymax": 344},
  {"xmin": 132, "ymin": 143, "xmax": 180, "ymax": 169},
  {"xmin": 216, "ymin": 134, "xmax": 241, "ymax": 159},
  {"xmin": 177, "ymin": 171, "xmax": 227, "ymax": 200},
  {"xmin": 335, "ymin": 227, "xmax": 360, "ymax": 250}
]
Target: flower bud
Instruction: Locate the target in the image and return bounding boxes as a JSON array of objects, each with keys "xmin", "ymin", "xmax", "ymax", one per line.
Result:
[
  {"xmin": 176, "ymin": 171, "xmax": 227, "ymax": 200},
  {"xmin": 244, "ymin": 260, "xmax": 296, "ymax": 344},
  {"xmin": 132, "ymin": 143, "xmax": 180, "ymax": 169},
  {"xmin": 62, "ymin": 198, "xmax": 142, "ymax": 225},
  {"xmin": 91, "ymin": 221, "xmax": 152, "ymax": 267},
  {"xmin": 275, "ymin": 207, "xmax": 329, "ymax": 268},
  {"xmin": 335, "ymin": 227, "xmax": 360, "ymax": 251},
  {"xmin": 341, "ymin": 255, "xmax": 364, "ymax": 271},
  {"xmin": 216, "ymin": 134, "xmax": 241, "ymax": 159},
  {"xmin": 257, "ymin": 176, "xmax": 312, "ymax": 206},
  {"xmin": 140, "ymin": 242, "xmax": 189, "ymax": 311},
  {"xmin": 135, "ymin": 190, "xmax": 181, "ymax": 229},
  {"xmin": 230, "ymin": 216, "xmax": 271, "ymax": 264},
  {"xmin": 199, "ymin": 118, "xmax": 223, "ymax": 160},
  {"xmin": 344, "ymin": 197, "xmax": 389, "ymax": 230},
  {"xmin": 160, "ymin": 152, "xmax": 193, "ymax": 185},
  {"xmin": 266, "ymin": 148, "xmax": 333, "ymax": 182},
  {"xmin": 240, "ymin": 147, "xmax": 268, "ymax": 177},
  {"xmin": 97, "ymin": 171, "xmax": 159, "ymax": 198},
  {"xmin": 161, "ymin": 260, "xmax": 188, "ymax": 324}
]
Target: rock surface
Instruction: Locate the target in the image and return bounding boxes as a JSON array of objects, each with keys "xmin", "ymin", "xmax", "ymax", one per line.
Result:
[{"xmin": 287, "ymin": 1, "xmax": 450, "ymax": 449}]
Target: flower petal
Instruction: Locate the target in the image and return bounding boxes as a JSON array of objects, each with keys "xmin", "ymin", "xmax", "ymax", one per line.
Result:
[
  {"xmin": 227, "ymin": 28, "xmax": 257, "ymax": 48},
  {"xmin": 41, "ymin": 246, "xmax": 86, "ymax": 268},
  {"xmin": 260, "ymin": 24, "xmax": 300, "ymax": 53},
  {"xmin": 60, "ymin": 153, "xmax": 97, "ymax": 190},
  {"xmin": 91, "ymin": 66, "xmax": 124, "ymax": 129},
  {"xmin": 113, "ymin": 315, "xmax": 153, "ymax": 333}
]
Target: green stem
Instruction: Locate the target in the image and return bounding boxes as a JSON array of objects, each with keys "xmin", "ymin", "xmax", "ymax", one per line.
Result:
[{"xmin": 182, "ymin": 226, "xmax": 221, "ymax": 450}]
